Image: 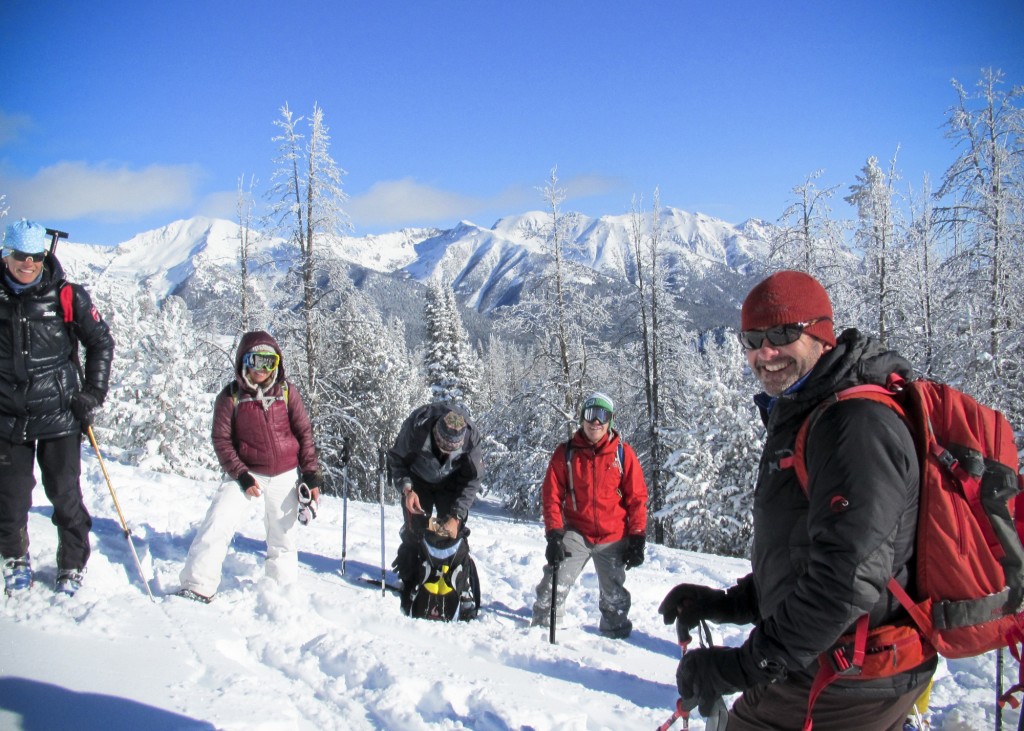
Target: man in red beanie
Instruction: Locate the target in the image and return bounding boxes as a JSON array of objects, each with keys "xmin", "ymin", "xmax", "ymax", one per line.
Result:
[{"xmin": 659, "ymin": 270, "xmax": 934, "ymax": 730}]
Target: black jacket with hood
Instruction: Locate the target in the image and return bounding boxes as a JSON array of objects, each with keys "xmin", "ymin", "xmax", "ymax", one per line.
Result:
[
  {"xmin": 738, "ymin": 329, "xmax": 936, "ymax": 694},
  {"xmin": 0, "ymin": 254, "xmax": 114, "ymax": 443}
]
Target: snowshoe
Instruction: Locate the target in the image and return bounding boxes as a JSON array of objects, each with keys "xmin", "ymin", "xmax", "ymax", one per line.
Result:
[
  {"xmin": 175, "ymin": 588, "xmax": 213, "ymax": 604},
  {"xmin": 3, "ymin": 554, "xmax": 33, "ymax": 596},
  {"xmin": 55, "ymin": 569, "xmax": 84, "ymax": 596}
]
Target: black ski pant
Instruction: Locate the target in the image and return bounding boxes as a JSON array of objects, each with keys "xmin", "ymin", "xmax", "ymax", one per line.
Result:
[
  {"xmin": 728, "ymin": 675, "xmax": 932, "ymax": 731},
  {"xmin": 393, "ymin": 485, "xmax": 461, "ymax": 590},
  {"xmin": 0, "ymin": 433, "xmax": 92, "ymax": 570}
]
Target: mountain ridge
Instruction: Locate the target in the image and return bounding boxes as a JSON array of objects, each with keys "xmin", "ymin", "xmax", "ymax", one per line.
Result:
[{"xmin": 53, "ymin": 208, "xmax": 772, "ymax": 333}]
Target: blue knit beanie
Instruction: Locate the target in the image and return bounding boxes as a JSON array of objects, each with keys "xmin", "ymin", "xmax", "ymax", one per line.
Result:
[{"xmin": 3, "ymin": 220, "xmax": 49, "ymax": 258}]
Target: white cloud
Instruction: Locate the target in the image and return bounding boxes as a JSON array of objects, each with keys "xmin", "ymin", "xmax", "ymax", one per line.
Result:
[
  {"xmin": 563, "ymin": 173, "xmax": 622, "ymax": 199},
  {"xmin": 347, "ymin": 178, "xmax": 485, "ymax": 228},
  {"xmin": 0, "ymin": 161, "xmax": 202, "ymax": 221},
  {"xmin": 0, "ymin": 110, "xmax": 32, "ymax": 147},
  {"xmin": 347, "ymin": 174, "xmax": 622, "ymax": 230},
  {"xmin": 196, "ymin": 189, "xmax": 239, "ymax": 221}
]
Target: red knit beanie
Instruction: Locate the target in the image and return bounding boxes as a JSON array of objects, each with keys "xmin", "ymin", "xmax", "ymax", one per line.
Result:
[{"xmin": 740, "ymin": 270, "xmax": 836, "ymax": 347}]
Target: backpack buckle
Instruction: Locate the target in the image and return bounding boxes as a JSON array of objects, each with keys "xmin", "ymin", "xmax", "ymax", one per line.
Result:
[{"xmin": 828, "ymin": 644, "xmax": 863, "ymax": 676}]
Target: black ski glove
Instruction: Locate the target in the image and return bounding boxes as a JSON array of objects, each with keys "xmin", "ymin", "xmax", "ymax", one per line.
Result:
[
  {"xmin": 301, "ymin": 471, "xmax": 321, "ymax": 491},
  {"xmin": 623, "ymin": 535, "xmax": 646, "ymax": 569},
  {"xmin": 659, "ymin": 577, "xmax": 757, "ymax": 630},
  {"xmin": 237, "ymin": 471, "xmax": 257, "ymax": 493},
  {"xmin": 71, "ymin": 389, "xmax": 101, "ymax": 428},
  {"xmin": 677, "ymin": 644, "xmax": 786, "ymax": 716},
  {"xmin": 545, "ymin": 530, "xmax": 566, "ymax": 565}
]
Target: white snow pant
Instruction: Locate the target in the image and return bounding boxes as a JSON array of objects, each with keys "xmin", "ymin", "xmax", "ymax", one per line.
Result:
[
  {"xmin": 179, "ymin": 470, "xmax": 300, "ymax": 597},
  {"xmin": 531, "ymin": 529, "xmax": 632, "ymax": 634}
]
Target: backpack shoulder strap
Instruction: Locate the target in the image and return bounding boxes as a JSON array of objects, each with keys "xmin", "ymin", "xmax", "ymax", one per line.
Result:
[
  {"xmin": 58, "ymin": 283, "xmax": 82, "ymax": 373},
  {"xmin": 784, "ymin": 384, "xmax": 906, "ymax": 494},
  {"xmin": 59, "ymin": 283, "xmax": 75, "ymax": 324},
  {"xmin": 564, "ymin": 439, "xmax": 578, "ymax": 512}
]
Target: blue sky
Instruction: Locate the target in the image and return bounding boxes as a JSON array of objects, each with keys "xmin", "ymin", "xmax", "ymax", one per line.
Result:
[{"xmin": 1, "ymin": 1, "xmax": 1022, "ymax": 245}]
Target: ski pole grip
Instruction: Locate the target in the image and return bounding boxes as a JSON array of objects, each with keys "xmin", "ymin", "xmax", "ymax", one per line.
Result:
[
  {"xmin": 45, "ymin": 228, "xmax": 68, "ymax": 256},
  {"xmin": 676, "ymin": 618, "xmax": 692, "ymax": 648}
]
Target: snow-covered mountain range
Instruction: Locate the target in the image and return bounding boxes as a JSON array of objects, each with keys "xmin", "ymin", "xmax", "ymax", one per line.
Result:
[{"xmin": 57, "ymin": 209, "xmax": 772, "ymax": 330}]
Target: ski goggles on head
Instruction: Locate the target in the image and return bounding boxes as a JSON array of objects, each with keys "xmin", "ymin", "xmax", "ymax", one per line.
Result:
[
  {"xmin": 738, "ymin": 318, "xmax": 830, "ymax": 351},
  {"xmin": 243, "ymin": 351, "xmax": 280, "ymax": 372},
  {"xmin": 7, "ymin": 250, "xmax": 46, "ymax": 262},
  {"xmin": 582, "ymin": 406, "xmax": 612, "ymax": 425}
]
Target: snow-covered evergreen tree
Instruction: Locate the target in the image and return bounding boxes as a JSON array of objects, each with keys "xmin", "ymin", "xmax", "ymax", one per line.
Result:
[
  {"xmin": 935, "ymin": 68, "xmax": 1024, "ymax": 426},
  {"xmin": 770, "ymin": 171, "xmax": 858, "ymax": 327},
  {"xmin": 285, "ymin": 265, "xmax": 422, "ymax": 500},
  {"xmin": 266, "ymin": 103, "xmax": 352, "ymax": 424},
  {"xmin": 423, "ymin": 279, "xmax": 480, "ymax": 409},
  {"xmin": 100, "ymin": 290, "xmax": 221, "ymax": 478},
  {"xmin": 660, "ymin": 334, "xmax": 760, "ymax": 557}
]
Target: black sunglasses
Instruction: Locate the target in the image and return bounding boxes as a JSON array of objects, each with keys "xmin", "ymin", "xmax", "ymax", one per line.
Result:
[
  {"xmin": 8, "ymin": 250, "xmax": 46, "ymax": 262},
  {"xmin": 738, "ymin": 318, "xmax": 830, "ymax": 351}
]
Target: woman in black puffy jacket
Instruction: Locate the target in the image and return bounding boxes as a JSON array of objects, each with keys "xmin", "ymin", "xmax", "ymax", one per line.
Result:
[{"xmin": 0, "ymin": 220, "xmax": 114, "ymax": 596}]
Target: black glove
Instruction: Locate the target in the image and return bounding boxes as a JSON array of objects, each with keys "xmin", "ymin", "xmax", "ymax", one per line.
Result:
[
  {"xmin": 301, "ymin": 471, "xmax": 321, "ymax": 491},
  {"xmin": 623, "ymin": 535, "xmax": 645, "ymax": 569},
  {"xmin": 677, "ymin": 644, "xmax": 785, "ymax": 716},
  {"xmin": 237, "ymin": 471, "xmax": 257, "ymax": 492},
  {"xmin": 659, "ymin": 578, "xmax": 756, "ymax": 629},
  {"xmin": 71, "ymin": 390, "xmax": 101, "ymax": 428},
  {"xmin": 545, "ymin": 530, "xmax": 566, "ymax": 565}
]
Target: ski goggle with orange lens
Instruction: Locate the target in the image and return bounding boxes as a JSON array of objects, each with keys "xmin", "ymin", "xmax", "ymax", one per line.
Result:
[
  {"xmin": 582, "ymin": 406, "xmax": 612, "ymax": 425},
  {"xmin": 243, "ymin": 351, "xmax": 280, "ymax": 371}
]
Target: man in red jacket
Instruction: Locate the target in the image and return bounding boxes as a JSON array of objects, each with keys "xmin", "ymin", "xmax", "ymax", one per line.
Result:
[{"xmin": 531, "ymin": 392, "xmax": 649, "ymax": 638}]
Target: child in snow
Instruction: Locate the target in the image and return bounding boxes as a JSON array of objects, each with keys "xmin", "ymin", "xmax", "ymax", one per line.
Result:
[{"xmin": 177, "ymin": 330, "xmax": 320, "ymax": 602}]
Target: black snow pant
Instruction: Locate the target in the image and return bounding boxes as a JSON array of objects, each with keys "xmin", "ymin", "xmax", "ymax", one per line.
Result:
[
  {"xmin": 0, "ymin": 433, "xmax": 92, "ymax": 570},
  {"xmin": 392, "ymin": 485, "xmax": 461, "ymax": 611}
]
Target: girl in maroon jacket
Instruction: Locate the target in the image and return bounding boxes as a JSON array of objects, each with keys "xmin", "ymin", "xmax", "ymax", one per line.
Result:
[
  {"xmin": 177, "ymin": 331, "xmax": 320, "ymax": 602},
  {"xmin": 531, "ymin": 392, "xmax": 649, "ymax": 638}
]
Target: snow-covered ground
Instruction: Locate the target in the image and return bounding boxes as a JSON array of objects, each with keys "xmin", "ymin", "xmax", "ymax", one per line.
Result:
[{"xmin": 0, "ymin": 447, "xmax": 1016, "ymax": 730}]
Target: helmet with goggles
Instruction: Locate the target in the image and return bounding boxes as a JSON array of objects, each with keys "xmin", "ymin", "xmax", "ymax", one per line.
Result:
[{"xmin": 580, "ymin": 392, "xmax": 614, "ymax": 427}]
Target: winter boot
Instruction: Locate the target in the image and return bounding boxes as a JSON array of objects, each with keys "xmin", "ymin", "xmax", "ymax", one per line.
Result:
[
  {"xmin": 3, "ymin": 554, "xmax": 33, "ymax": 596},
  {"xmin": 55, "ymin": 568, "xmax": 84, "ymax": 596},
  {"xmin": 600, "ymin": 620, "xmax": 633, "ymax": 640},
  {"xmin": 175, "ymin": 588, "xmax": 213, "ymax": 604}
]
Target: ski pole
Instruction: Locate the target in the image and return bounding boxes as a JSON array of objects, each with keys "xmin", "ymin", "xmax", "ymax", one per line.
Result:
[
  {"xmin": 378, "ymin": 448, "xmax": 386, "ymax": 597},
  {"xmin": 549, "ymin": 560, "xmax": 559, "ymax": 645},
  {"xmin": 656, "ymin": 697, "xmax": 687, "ymax": 731},
  {"xmin": 996, "ymin": 647, "xmax": 1004, "ymax": 731},
  {"xmin": 340, "ymin": 437, "xmax": 350, "ymax": 575},
  {"xmin": 86, "ymin": 426, "xmax": 155, "ymax": 602},
  {"xmin": 655, "ymin": 619, "xmax": 693, "ymax": 730}
]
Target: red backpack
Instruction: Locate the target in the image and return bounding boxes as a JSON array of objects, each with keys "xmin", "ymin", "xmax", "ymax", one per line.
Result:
[{"xmin": 783, "ymin": 374, "xmax": 1024, "ymax": 730}]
